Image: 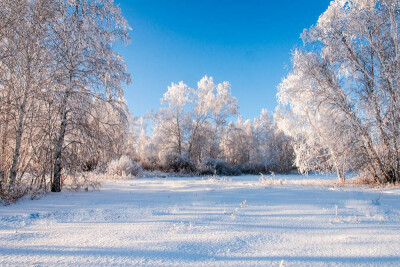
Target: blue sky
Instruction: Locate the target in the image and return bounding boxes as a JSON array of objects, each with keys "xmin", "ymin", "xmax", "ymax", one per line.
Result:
[{"xmin": 115, "ymin": 0, "xmax": 331, "ymax": 120}]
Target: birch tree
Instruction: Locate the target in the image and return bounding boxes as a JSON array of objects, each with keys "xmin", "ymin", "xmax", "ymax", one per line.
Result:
[
  {"xmin": 277, "ymin": 0, "xmax": 400, "ymax": 183},
  {"xmin": 0, "ymin": 0, "xmax": 54, "ymax": 189},
  {"xmin": 153, "ymin": 81, "xmax": 191, "ymax": 158},
  {"xmin": 0, "ymin": 0, "xmax": 132, "ymax": 200},
  {"xmin": 48, "ymin": 0, "xmax": 130, "ymax": 192},
  {"xmin": 152, "ymin": 76, "xmax": 238, "ymax": 164},
  {"xmin": 188, "ymin": 76, "xmax": 238, "ymax": 162}
]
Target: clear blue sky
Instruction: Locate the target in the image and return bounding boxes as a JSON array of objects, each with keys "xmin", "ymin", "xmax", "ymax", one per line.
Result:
[{"xmin": 115, "ymin": 0, "xmax": 331, "ymax": 120}]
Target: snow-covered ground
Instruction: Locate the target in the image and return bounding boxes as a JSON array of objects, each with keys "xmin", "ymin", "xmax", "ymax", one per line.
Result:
[{"xmin": 1, "ymin": 174, "xmax": 400, "ymax": 266}]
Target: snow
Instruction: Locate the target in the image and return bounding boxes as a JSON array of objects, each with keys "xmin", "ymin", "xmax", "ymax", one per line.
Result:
[{"xmin": 1, "ymin": 174, "xmax": 400, "ymax": 266}]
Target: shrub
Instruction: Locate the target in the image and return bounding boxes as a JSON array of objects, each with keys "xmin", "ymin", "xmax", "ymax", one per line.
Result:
[
  {"xmin": 200, "ymin": 158, "xmax": 241, "ymax": 176},
  {"xmin": 241, "ymin": 162, "xmax": 267, "ymax": 174},
  {"xmin": 163, "ymin": 153, "xmax": 196, "ymax": 173},
  {"xmin": 81, "ymin": 158, "xmax": 99, "ymax": 172},
  {"xmin": 107, "ymin": 156, "xmax": 143, "ymax": 177},
  {"xmin": 63, "ymin": 172, "xmax": 102, "ymax": 191},
  {"xmin": 0, "ymin": 181, "xmax": 29, "ymax": 205},
  {"xmin": 352, "ymin": 173, "xmax": 379, "ymax": 186},
  {"xmin": 130, "ymin": 161, "xmax": 144, "ymax": 177},
  {"xmin": 141, "ymin": 156, "xmax": 161, "ymax": 171}
]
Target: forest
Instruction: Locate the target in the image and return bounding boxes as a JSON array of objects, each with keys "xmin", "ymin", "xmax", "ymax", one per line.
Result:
[{"xmin": 1, "ymin": 0, "xmax": 400, "ymax": 203}]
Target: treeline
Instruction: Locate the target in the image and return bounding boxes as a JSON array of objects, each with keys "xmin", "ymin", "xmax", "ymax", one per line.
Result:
[
  {"xmin": 128, "ymin": 76, "xmax": 295, "ymax": 176},
  {"xmin": 277, "ymin": 0, "xmax": 400, "ymax": 184},
  {"xmin": 0, "ymin": 0, "xmax": 131, "ymax": 200}
]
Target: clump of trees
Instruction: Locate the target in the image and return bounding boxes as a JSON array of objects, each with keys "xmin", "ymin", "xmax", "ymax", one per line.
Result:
[
  {"xmin": 277, "ymin": 0, "xmax": 400, "ymax": 184},
  {"xmin": 0, "ymin": 0, "xmax": 131, "ymax": 201},
  {"xmin": 130, "ymin": 76, "xmax": 295, "ymax": 175}
]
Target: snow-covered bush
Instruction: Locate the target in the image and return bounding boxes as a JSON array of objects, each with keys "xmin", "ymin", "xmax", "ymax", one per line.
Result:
[
  {"xmin": 141, "ymin": 155, "xmax": 161, "ymax": 171},
  {"xmin": 200, "ymin": 158, "xmax": 221, "ymax": 175},
  {"xmin": 63, "ymin": 172, "xmax": 102, "ymax": 192},
  {"xmin": 0, "ymin": 181, "xmax": 29, "ymax": 205},
  {"xmin": 129, "ymin": 161, "xmax": 143, "ymax": 177},
  {"xmin": 107, "ymin": 156, "xmax": 143, "ymax": 177},
  {"xmin": 241, "ymin": 162, "xmax": 267, "ymax": 174},
  {"xmin": 200, "ymin": 158, "xmax": 241, "ymax": 176},
  {"xmin": 163, "ymin": 153, "xmax": 196, "ymax": 173}
]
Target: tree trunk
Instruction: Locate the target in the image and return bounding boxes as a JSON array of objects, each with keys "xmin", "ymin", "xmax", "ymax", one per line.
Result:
[
  {"xmin": 1, "ymin": 81, "xmax": 12, "ymax": 186},
  {"xmin": 9, "ymin": 60, "xmax": 31, "ymax": 187},
  {"xmin": 52, "ymin": 83, "xmax": 71, "ymax": 192},
  {"xmin": 0, "ymin": 130, "xmax": 2, "ymax": 190},
  {"xmin": 9, "ymin": 97, "xmax": 29, "ymax": 186},
  {"xmin": 176, "ymin": 111, "xmax": 182, "ymax": 156},
  {"xmin": 0, "ymin": 94, "xmax": 3, "ymax": 188}
]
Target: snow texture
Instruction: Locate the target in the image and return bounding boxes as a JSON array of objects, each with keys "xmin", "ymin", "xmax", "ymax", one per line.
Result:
[{"xmin": 1, "ymin": 175, "xmax": 400, "ymax": 266}]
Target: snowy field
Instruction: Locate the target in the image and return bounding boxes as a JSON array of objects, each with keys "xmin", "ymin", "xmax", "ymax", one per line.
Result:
[{"xmin": 1, "ymin": 175, "xmax": 400, "ymax": 266}]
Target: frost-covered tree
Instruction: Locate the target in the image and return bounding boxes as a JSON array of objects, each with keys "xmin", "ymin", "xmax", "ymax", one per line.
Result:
[
  {"xmin": 220, "ymin": 116, "xmax": 254, "ymax": 165},
  {"xmin": 142, "ymin": 76, "xmax": 293, "ymax": 174},
  {"xmin": 255, "ymin": 110, "xmax": 294, "ymax": 173},
  {"xmin": 131, "ymin": 116, "xmax": 159, "ymax": 170},
  {"xmin": 0, "ymin": 0, "xmax": 54, "ymax": 188},
  {"xmin": 188, "ymin": 76, "xmax": 238, "ymax": 162},
  {"xmin": 75, "ymin": 98, "xmax": 130, "ymax": 172},
  {"xmin": 0, "ymin": 0, "xmax": 132, "ymax": 199},
  {"xmin": 48, "ymin": 0, "xmax": 131, "ymax": 192},
  {"xmin": 253, "ymin": 110, "xmax": 275, "ymax": 164},
  {"xmin": 277, "ymin": 0, "xmax": 400, "ymax": 183},
  {"xmin": 153, "ymin": 81, "xmax": 192, "ymax": 158},
  {"xmin": 220, "ymin": 110, "xmax": 294, "ymax": 173},
  {"xmin": 152, "ymin": 76, "xmax": 238, "ymax": 165}
]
